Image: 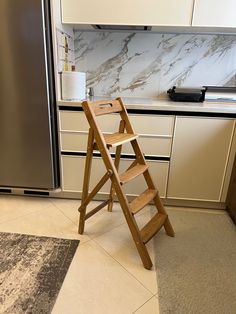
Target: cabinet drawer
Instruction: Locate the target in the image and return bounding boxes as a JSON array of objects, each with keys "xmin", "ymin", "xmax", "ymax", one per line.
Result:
[
  {"xmin": 60, "ymin": 132, "xmax": 88, "ymax": 152},
  {"xmin": 129, "ymin": 115, "xmax": 175, "ymax": 136},
  {"xmin": 123, "ymin": 136, "xmax": 172, "ymax": 157},
  {"xmin": 60, "ymin": 132, "xmax": 172, "ymax": 157},
  {"xmin": 59, "ymin": 111, "xmax": 88, "ymax": 131},
  {"xmin": 59, "ymin": 110, "xmax": 120, "ymax": 132},
  {"xmin": 61, "ymin": 155, "xmax": 169, "ymax": 197},
  {"xmin": 59, "ymin": 110, "xmax": 175, "ymax": 136}
]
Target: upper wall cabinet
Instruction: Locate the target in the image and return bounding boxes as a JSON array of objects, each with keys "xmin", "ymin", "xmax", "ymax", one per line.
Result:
[
  {"xmin": 61, "ymin": 0, "xmax": 194, "ymax": 27},
  {"xmin": 192, "ymin": 0, "xmax": 236, "ymax": 28}
]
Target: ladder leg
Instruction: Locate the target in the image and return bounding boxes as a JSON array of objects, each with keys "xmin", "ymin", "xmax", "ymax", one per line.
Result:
[
  {"xmin": 78, "ymin": 128, "xmax": 94, "ymax": 234},
  {"xmin": 107, "ymin": 147, "xmax": 121, "ymax": 212},
  {"xmin": 130, "ymin": 221, "xmax": 153, "ymax": 269},
  {"xmin": 108, "ymin": 120, "xmax": 125, "ymax": 212},
  {"xmin": 153, "ymin": 193, "xmax": 175, "ymax": 237},
  {"xmin": 115, "ymin": 187, "xmax": 153, "ymax": 269}
]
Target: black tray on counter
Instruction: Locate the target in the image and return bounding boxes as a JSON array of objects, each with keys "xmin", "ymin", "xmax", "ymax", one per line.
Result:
[{"xmin": 167, "ymin": 86, "xmax": 206, "ymax": 102}]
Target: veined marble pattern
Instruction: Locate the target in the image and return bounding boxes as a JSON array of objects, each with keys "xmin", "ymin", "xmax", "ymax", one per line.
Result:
[{"xmin": 74, "ymin": 31, "xmax": 236, "ymax": 98}]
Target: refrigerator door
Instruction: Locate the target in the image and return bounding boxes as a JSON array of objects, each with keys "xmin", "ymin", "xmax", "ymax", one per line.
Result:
[{"xmin": 0, "ymin": 0, "xmax": 59, "ymax": 189}]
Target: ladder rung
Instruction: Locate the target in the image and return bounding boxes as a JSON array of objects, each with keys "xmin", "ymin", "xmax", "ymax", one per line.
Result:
[
  {"xmin": 130, "ymin": 189, "xmax": 157, "ymax": 215},
  {"xmin": 104, "ymin": 132, "xmax": 138, "ymax": 148},
  {"xmin": 119, "ymin": 164, "xmax": 148, "ymax": 185},
  {"xmin": 140, "ymin": 213, "xmax": 167, "ymax": 244}
]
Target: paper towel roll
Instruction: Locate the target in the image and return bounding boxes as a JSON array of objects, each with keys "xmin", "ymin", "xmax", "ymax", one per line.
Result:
[{"xmin": 61, "ymin": 71, "xmax": 86, "ymax": 101}]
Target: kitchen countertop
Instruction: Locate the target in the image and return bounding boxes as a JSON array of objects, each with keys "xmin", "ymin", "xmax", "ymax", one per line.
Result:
[{"xmin": 57, "ymin": 97, "xmax": 236, "ymax": 115}]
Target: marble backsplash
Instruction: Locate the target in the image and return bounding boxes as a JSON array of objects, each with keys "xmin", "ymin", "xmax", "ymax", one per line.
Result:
[{"xmin": 74, "ymin": 31, "xmax": 236, "ymax": 98}]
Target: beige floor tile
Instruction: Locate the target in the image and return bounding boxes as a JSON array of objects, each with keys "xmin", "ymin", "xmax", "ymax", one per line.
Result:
[
  {"xmin": 134, "ymin": 296, "xmax": 159, "ymax": 314},
  {"xmin": 93, "ymin": 208, "xmax": 159, "ymax": 294},
  {"xmin": 0, "ymin": 195, "xmax": 52, "ymax": 224},
  {"xmin": 51, "ymin": 199, "xmax": 126, "ymax": 239},
  {"xmin": 0, "ymin": 203, "xmax": 90, "ymax": 243},
  {"xmin": 52, "ymin": 240, "xmax": 152, "ymax": 314}
]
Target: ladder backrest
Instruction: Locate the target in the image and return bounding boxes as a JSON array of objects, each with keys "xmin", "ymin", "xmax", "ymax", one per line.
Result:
[
  {"xmin": 86, "ymin": 99, "xmax": 123, "ymax": 116},
  {"xmin": 82, "ymin": 97, "xmax": 136, "ymax": 135}
]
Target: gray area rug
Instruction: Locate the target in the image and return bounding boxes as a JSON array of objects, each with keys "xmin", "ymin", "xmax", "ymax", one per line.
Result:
[
  {"xmin": 0, "ymin": 232, "xmax": 79, "ymax": 314},
  {"xmin": 154, "ymin": 208, "xmax": 236, "ymax": 314}
]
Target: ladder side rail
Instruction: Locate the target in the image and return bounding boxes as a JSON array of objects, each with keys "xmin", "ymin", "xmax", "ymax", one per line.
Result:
[
  {"xmin": 108, "ymin": 119, "xmax": 126, "ymax": 212},
  {"xmin": 117, "ymin": 98, "xmax": 174, "ymax": 236},
  {"xmin": 153, "ymin": 195, "xmax": 175, "ymax": 236},
  {"xmin": 117, "ymin": 97, "xmax": 147, "ymax": 166},
  {"xmin": 118, "ymin": 97, "xmax": 168, "ymax": 190},
  {"xmin": 78, "ymin": 127, "xmax": 95, "ymax": 234}
]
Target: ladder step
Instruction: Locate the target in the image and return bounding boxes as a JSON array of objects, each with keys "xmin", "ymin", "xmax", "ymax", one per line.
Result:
[
  {"xmin": 119, "ymin": 164, "xmax": 148, "ymax": 185},
  {"xmin": 140, "ymin": 213, "xmax": 167, "ymax": 244},
  {"xmin": 130, "ymin": 189, "xmax": 157, "ymax": 215},
  {"xmin": 104, "ymin": 132, "xmax": 138, "ymax": 148}
]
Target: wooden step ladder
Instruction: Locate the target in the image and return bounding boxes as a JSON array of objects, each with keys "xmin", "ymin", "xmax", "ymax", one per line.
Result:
[{"xmin": 78, "ymin": 97, "xmax": 174, "ymax": 269}]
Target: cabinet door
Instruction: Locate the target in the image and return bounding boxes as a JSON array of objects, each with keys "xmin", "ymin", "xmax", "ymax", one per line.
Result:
[
  {"xmin": 192, "ymin": 0, "xmax": 236, "ymax": 27},
  {"xmin": 61, "ymin": 155, "xmax": 110, "ymax": 193},
  {"xmin": 61, "ymin": 0, "xmax": 194, "ymax": 26},
  {"xmin": 167, "ymin": 117, "xmax": 235, "ymax": 201},
  {"xmin": 61, "ymin": 155, "xmax": 169, "ymax": 197}
]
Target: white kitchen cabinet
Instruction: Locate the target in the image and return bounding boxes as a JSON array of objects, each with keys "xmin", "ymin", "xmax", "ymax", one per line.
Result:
[
  {"xmin": 167, "ymin": 117, "xmax": 235, "ymax": 201},
  {"xmin": 59, "ymin": 107, "xmax": 236, "ymax": 204},
  {"xmin": 61, "ymin": 0, "xmax": 194, "ymax": 26},
  {"xmin": 192, "ymin": 0, "xmax": 236, "ymax": 28}
]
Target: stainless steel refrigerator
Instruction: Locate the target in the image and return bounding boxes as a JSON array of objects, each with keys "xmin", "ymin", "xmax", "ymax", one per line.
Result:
[{"xmin": 0, "ymin": 0, "xmax": 59, "ymax": 190}]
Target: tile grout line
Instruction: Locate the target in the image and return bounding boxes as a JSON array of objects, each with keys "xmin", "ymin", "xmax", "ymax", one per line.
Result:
[
  {"xmin": 91, "ymin": 237, "xmax": 157, "ymax": 296},
  {"xmin": 132, "ymin": 295, "xmax": 158, "ymax": 314},
  {"xmin": 49, "ymin": 202, "xmax": 80, "ymax": 227}
]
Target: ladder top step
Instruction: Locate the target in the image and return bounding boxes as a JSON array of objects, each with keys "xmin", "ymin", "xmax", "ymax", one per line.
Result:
[
  {"xmin": 119, "ymin": 164, "xmax": 148, "ymax": 185},
  {"xmin": 140, "ymin": 213, "xmax": 167, "ymax": 244},
  {"xmin": 130, "ymin": 189, "xmax": 157, "ymax": 215},
  {"xmin": 104, "ymin": 132, "xmax": 138, "ymax": 148}
]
